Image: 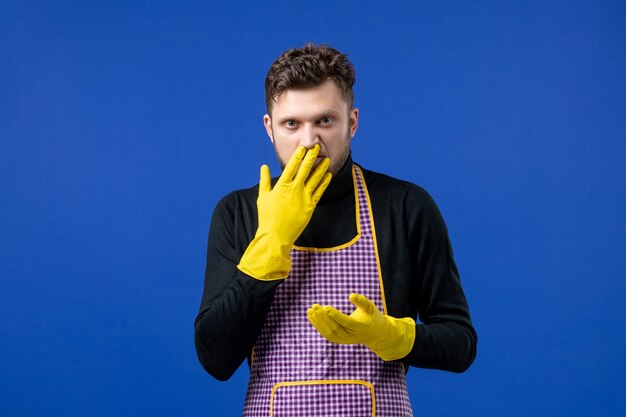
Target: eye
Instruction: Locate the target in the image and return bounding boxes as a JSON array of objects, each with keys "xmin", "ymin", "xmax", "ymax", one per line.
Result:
[
  {"xmin": 319, "ymin": 116, "xmax": 333, "ymax": 125},
  {"xmin": 284, "ymin": 120, "xmax": 297, "ymax": 128}
]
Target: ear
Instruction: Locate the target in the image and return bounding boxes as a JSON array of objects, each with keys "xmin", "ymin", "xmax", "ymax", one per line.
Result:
[
  {"xmin": 263, "ymin": 114, "xmax": 274, "ymax": 144},
  {"xmin": 349, "ymin": 108, "xmax": 359, "ymax": 138}
]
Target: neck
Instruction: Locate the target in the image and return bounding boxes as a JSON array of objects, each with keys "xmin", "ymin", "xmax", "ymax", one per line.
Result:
[{"xmin": 318, "ymin": 154, "xmax": 353, "ymax": 205}]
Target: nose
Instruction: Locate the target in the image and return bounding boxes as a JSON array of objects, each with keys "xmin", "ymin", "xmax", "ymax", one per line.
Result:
[{"xmin": 299, "ymin": 124, "xmax": 320, "ymax": 149}]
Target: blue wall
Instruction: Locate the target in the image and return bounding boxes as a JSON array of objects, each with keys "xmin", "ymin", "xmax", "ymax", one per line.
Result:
[{"xmin": 2, "ymin": 1, "xmax": 625, "ymax": 416}]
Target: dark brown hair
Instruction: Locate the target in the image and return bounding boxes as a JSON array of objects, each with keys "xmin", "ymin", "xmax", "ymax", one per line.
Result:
[{"xmin": 265, "ymin": 43, "xmax": 355, "ymax": 114}]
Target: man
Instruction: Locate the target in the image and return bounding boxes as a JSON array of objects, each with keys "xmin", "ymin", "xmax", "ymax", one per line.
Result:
[{"xmin": 195, "ymin": 44, "xmax": 476, "ymax": 416}]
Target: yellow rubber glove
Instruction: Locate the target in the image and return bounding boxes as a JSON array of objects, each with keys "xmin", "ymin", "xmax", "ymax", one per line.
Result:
[
  {"xmin": 307, "ymin": 293, "xmax": 416, "ymax": 361},
  {"xmin": 237, "ymin": 145, "xmax": 332, "ymax": 281}
]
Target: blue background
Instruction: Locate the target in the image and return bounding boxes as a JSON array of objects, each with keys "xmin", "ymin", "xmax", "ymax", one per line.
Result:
[{"xmin": 2, "ymin": 1, "xmax": 625, "ymax": 416}]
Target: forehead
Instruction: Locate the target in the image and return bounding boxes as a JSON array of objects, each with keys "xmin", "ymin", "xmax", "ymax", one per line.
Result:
[{"xmin": 271, "ymin": 80, "xmax": 349, "ymax": 117}]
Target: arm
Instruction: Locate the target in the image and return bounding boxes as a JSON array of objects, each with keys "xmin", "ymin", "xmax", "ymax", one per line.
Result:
[
  {"xmin": 194, "ymin": 193, "xmax": 280, "ymax": 381},
  {"xmin": 404, "ymin": 186, "xmax": 477, "ymax": 373}
]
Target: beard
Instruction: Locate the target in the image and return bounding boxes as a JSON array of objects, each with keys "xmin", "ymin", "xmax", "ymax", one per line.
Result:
[{"xmin": 327, "ymin": 130, "xmax": 352, "ymax": 175}]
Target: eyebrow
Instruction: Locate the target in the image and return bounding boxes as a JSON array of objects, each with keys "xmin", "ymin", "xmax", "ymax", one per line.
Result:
[{"xmin": 276, "ymin": 108, "xmax": 343, "ymax": 123}]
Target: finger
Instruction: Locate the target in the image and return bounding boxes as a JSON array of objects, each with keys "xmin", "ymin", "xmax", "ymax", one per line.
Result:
[
  {"xmin": 294, "ymin": 144, "xmax": 320, "ymax": 184},
  {"xmin": 325, "ymin": 305, "xmax": 362, "ymax": 331},
  {"xmin": 307, "ymin": 304, "xmax": 325, "ymax": 322},
  {"xmin": 307, "ymin": 307, "xmax": 336, "ymax": 337},
  {"xmin": 318, "ymin": 306, "xmax": 353, "ymax": 333},
  {"xmin": 280, "ymin": 145, "xmax": 307, "ymax": 183},
  {"xmin": 349, "ymin": 293, "xmax": 377, "ymax": 315},
  {"xmin": 308, "ymin": 306, "xmax": 346, "ymax": 340},
  {"xmin": 304, "ymin": 157, "xmax": 330, "ymax": 193},
  {"xmin": 259, "ymin": 165, "xmax": 271, "ymax": 195},
  {"xmin": 314, "ymin": 309, "xmax": 355, "ymax": 343},
  {"xmin": 311, "ymin": 172, "xmax": 332, "ymax": 204}
]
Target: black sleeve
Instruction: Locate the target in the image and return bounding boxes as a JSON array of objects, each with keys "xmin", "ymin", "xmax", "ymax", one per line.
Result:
[
  {"xmin": 193, "ymin": 192, "xmax": 281, "ymax": 381},
  {"xmin": 403, "ymin": 186, "xmax": 477, "ymax": 373}
]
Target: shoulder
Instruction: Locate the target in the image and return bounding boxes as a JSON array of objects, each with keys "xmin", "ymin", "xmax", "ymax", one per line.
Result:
[
  {"xmin": 208, "ymin": 182, "xmax": 261, "ymax": 246},
  {"xmin": 215, "ymin": 183, "xmax": 258, "ymax": 210},
  {"xmin": 357, "ymin": 163, "xmax": 438, "ymax": 211},
  {"xmin": 211, "ymin": 182, "xmax": 259, "ymax": 225},
  {"xmin": 356, "ymin": 164, "xmax": 452, "ymax": 249}
]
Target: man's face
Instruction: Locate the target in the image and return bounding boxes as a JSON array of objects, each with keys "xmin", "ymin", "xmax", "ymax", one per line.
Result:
[{"xmin": 263, "ymin": 79, "xmax": 359, "ymax": 176}]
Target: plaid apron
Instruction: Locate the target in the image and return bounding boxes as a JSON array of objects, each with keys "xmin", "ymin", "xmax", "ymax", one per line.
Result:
[{"xmin": 242, "ymin": 165, "xmax": 413, "ymax": 417}]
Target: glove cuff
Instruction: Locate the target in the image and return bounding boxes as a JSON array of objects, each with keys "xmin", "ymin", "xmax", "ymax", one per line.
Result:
[
  {"xmin": 237, "ymin": 232, "xmax": 292, "ymax": 281},
  {"xmin": 367, "ymin": 316, "xmax": 416, "ymax": 362}
]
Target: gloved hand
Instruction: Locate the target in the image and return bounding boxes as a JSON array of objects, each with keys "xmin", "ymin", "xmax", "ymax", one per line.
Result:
[
  {"xmin": 237, "ymin": 145, "xmax": 332, "ymax": 281},
  {"xmin": 307, "ymin": 293, "xmax": 416, "ymax": 361}
]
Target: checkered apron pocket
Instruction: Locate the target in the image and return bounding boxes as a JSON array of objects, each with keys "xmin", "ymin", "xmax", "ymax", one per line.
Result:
[{"xmin": 270, "ymin": 380, "xmax": 374, "ymax": 417}]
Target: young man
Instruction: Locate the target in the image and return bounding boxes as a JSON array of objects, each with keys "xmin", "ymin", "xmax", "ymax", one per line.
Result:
[{"xmin": 195, "ymin": 44, "xmax": 476, "ymax": 416}]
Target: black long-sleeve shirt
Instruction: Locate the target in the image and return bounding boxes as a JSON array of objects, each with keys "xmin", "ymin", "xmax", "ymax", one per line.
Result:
[{"xmin": 195, "ymin": 156, "xmax": 477, "ymax": 381}]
